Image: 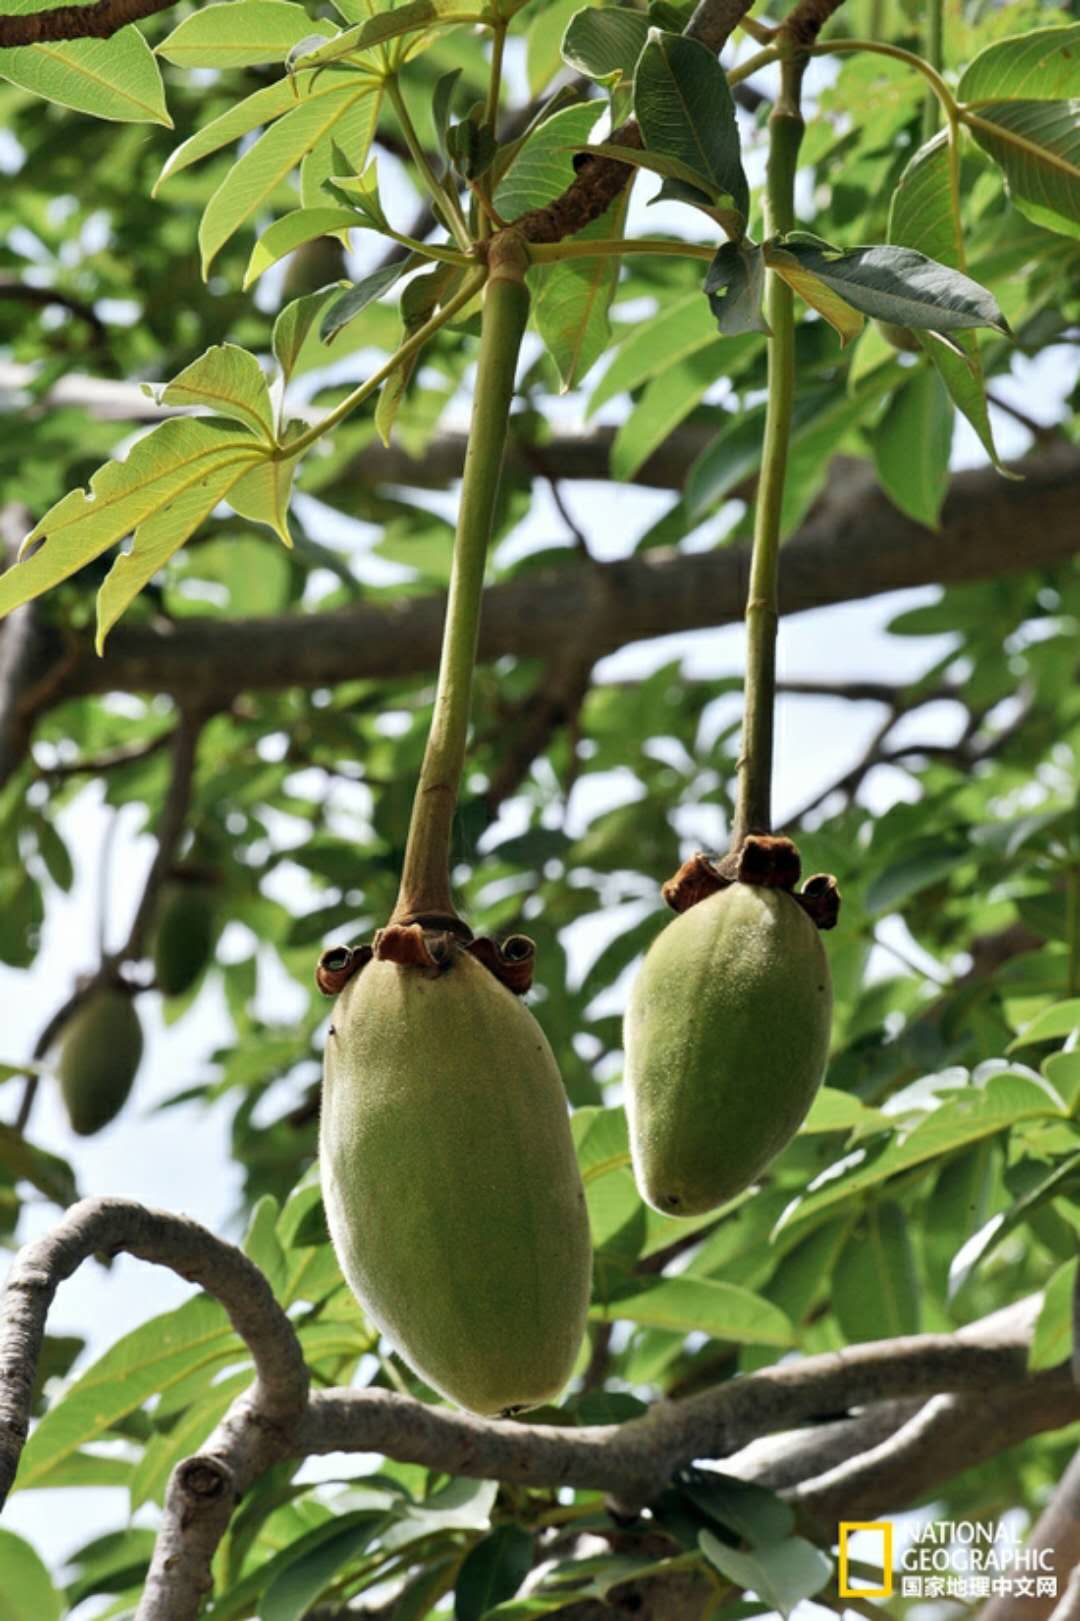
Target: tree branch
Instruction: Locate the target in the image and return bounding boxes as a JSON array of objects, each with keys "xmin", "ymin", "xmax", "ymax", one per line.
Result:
[
  {"xmin": 0, "ymin": 0, "xmax": 176, "ymax": 45},
  {"xmin": 29, "ymin": 448, "xmax": 1079, "ymax": 716},
  {"xmin": 0, "ymin": 1197, "xmax": 307, "ymax": 1511},
  {"xmin": 791, "ymin": 1375, "xmax": 1080, "ymax": 1530},
  {"xmin": 979, "ymin": 1445, "xmax": 1080, "ymax": 1621}
]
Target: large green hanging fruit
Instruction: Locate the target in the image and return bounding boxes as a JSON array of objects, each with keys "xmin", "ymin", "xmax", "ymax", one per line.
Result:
[
  {"xmin": 153, "ymin": 883, "xmax": 215, "ymax": 997},
  {"xmin": 320, "ymin": 947, "xmax": 592, "ymax": 1416},
  {"xmin": 624, "ymin": 883, "xmax": 831, "ymax": 1217},
  {"xmin": 58, "ymin": 987, "xmax": 144, "ymax": 1136}
]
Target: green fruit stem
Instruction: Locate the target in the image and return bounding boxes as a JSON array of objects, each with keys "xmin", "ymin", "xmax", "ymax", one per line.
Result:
[
  {"xmin": 732, "ymin": 54, "xmax": 804, "ymax": 848},
  {"xmin": 391, "ymin": 235, "xmax": 530, "ymax": 929}
]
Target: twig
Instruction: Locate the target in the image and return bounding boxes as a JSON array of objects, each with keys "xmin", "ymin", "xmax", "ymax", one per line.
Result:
[
  {"xmin": 33, "ymin": 728, "xmax": 173, "ymax": 780},
  {"xmin": 0, "ymin": 280, "xmax": 109, "ymax": 349},
  {"xmin": 11, "ymin": 708, "xmax": 205, "ymax": 1134},
  {"xmin": 480, "ymin": 654, "xmax": 594, "ymax": 817}
]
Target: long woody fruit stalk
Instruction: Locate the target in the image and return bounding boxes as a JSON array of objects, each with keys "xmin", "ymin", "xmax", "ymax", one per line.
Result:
[
  {"xmin": 622, "ymin": 37, "xmax": 839, "ymax": 1219},
  {"xmin": 318, "ymin": 235, "xmax": 592, "ymax": 1417}
]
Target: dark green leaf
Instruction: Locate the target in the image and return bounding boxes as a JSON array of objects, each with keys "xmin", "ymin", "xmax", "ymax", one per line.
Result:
[
  {"xmin": 633, "ymin": 29, "xmax": 748, "ymax": 218},
  {"xmin": 455, "ymin": 1525, "xmax": 535, "ymax": 1621}
]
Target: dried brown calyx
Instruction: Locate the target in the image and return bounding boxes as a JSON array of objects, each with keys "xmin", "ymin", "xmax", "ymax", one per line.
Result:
[
  {"xmin": 315, "ymin": 927, "xmax": 536, "ymax": 997},
  {"xmin": 661, "ymin": 834, "xmax": 841, "ymax": 931}
]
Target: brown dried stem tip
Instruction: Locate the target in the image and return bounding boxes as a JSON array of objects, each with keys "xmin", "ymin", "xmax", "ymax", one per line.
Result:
[{"xmin": 662, "ymin": 835, "xmax": 840, "ymax": 930}]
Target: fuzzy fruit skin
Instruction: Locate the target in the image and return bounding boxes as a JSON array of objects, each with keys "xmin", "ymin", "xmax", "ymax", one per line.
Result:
[
  {"xmin": 320, "ymin": 951, "xmax": 592, "ymax": 1416},
  {"xmin": 624, "ymin": 884, "xmax": 831, "ymax": 1217},
  {"xmin": 153, "ymin": 885, "xmax": 214, "ymax": 997},
  {"xmin": 58, "ymin": 989, "xmax": 143, "ymax": 1136}
]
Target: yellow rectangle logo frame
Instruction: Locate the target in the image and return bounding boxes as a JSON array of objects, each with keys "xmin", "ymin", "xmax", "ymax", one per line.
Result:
[{"xmin": 838, "ymin": 1522, "xmax": 893, "ymax": 1598}]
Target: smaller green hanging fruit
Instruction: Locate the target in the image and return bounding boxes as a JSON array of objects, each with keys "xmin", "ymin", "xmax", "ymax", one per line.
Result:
[
  {"xmin": 153, "ymin": 883, "xmax": 215, "ymax": 997},
  {"xmin": 624, "ymin": 882, "xmax": 832, "ymax": 1217},
  {"xmin": 58, "ymin": 987, "xmax": 143, "ymax": 1136}
]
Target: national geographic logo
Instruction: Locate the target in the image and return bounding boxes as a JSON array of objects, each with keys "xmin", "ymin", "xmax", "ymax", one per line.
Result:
[
  {"xmin": 838, "ymin": 1523, "xmax": 893, "ymax": 1598},
  {"xmin": 838, "ymin": 1519, "xmax": 1061, "ymax": 1604}
]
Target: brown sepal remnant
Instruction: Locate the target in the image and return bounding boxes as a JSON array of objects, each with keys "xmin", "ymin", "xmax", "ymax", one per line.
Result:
[
  {"xmin": 794, "ymin": 873, "xmax": 842, "ymax": 931},
  {"xmin": 662, "ymin": 836, "xmax": 840, "ymax": 930},
  {"xmin": 374, "ymin": 923, "xmax": 456, "ymax": 970},
  {"xmin": 662, "ymin": 852, "xmax": 727, "ymax": 914},
  {"xmin": 315, "ymin": 943, "xmax": 372, "ymax": 997},
  {"xmin": 467, "ymin": 933, "xmax": 536, "ymax": 995}
]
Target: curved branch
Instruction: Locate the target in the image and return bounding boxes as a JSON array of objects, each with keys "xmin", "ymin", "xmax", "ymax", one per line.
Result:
[
  {"xmin": 980, "ymin": 1444, "xmax": 1080, "ymax": 1621},
  {"xmin": 0, "ymin": 1197, "xmax": 307, "ymax": 1512}
]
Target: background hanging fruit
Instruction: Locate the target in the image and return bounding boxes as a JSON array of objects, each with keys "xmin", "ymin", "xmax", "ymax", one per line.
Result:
[
  {"xmin": 56, "ymin": 986, "xmax": 143, "ymax": 1137},
  {"xmin": 152, "ymin": 879, "xmax": 216, "ymax": 998}
]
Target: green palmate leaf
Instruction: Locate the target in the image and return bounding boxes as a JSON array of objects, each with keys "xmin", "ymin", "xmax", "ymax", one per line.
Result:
[
  {"xmin": 320, "ymin": 258, "xmax": 415, "ymax": 343},
  {"xmin": 273, "ymin": 287, "xmax": 341, "ymax": 383},
  {"xmin": 245, "ymin": 207, "xmax": 358, "ymax": 288},
  {"xmin": 888, "ymin": 132, "xmax": 1007, "ymax": 472},
  {"xmin": 0, "ymin": 1125, "xmax": 77, "ymax": 1205},
  {"xmin": 1029, "ymin": 1256, "xmax": 1077, "ymax": 1371},
  {"xmin": 771, "ymin": 241, "xmax": 1010, "ymax": 333},
  {"xmin": 227, "ymin": 436, "xmax": 303, "ymax": 548},
  {"xmin": 871, "ymin": 365, "xmax": 954, "ymax": 529},
  {"xmin": 494, "ymin": 102, "xmax": 603, "ymax": 219},
  {"xmin": 965, "ymin": 99, "xmax": 1080, "ymax": 241},
  {"xmin": 561, "ymin": 6, "xmax": 649, "ymax": 85},
  {"xmin": 375, "ymin": 260, "xmax": 465, "ymax": 444},
  {"xmin": 290, "ymin": 0, "xmax": 481, "ymax": 70},
  {"xmin": 777, "ymin": 1072, "xmax": 1064, "ymax": 1236},
  {"xmin": 533, "ymin": 193, "xmax": 627, "ymax": 390},
  {"xmin": 948, "ymin": 1149, "xmax": 1080, "ymax": 1299},
  {"xmin": 572, "ymin": 1104, "xmax": 631, "ymax": 1182},
  {"xmin": 701, "ymin": 1532, "xmax": 832, "ymax": 1619},
  {"xmin": 0, "ymin": 1530, "xmax": 63, "ymax": 1621},
  {"xmin": 328, "ymin": 158, "xmax": 389, "ymax": 228},
  {"xmin": 199, "ymin": 81, "xmax": 381, "ymax": 273},
  {"xmin": 831, "ymin": 1201, "xmax": 922, "ymax": 1341},
  {"xmin": 454, "ymin": 1525, "xmax": 535, "ymax": 1621},
  {"xmin": 207, "ymin": 1512, "xmax": 383, "ymax": 1621},
  {"xmin": 766, "ymin": 249, "xmax": 863, "ymax": 346},
  {"xmin": 259, "ymin": 1520, "xmax": 381, "ymax": 1621},
  {"xmin": 432, "ymin": 66, "xmax": 462, "ymax": 159},
  {"xmin": 155, "ymin": 344, "xmax": 276, "ymax": 441},
  {"xmin": 157, "ymin": 0, "xmax": 325, "ymax": 67},
  {"xmin": 588, "ymin": 289, "xmax": 718, "ymax": 416},
  {"xmin": 593, "ymin": 1276, "xmax": 794, "ymax": 1345},
  {"xmin": 634, "ymin": 28, "xmax": 748, "ymax": 219},
  {"xmin": 704, "ymin": 240, "xmax": 769, "ymax": 336},
  {"xmin": 1008, "ymin": 997, "xmax": 1080, "ymax": 1050},
  {"xmin": 865, "ymin": 836, "xmax": 968, "ymax": 913},
  {"xmin": 611, "ymin": 333, "xmax": 759, "ymax": 482},
  {"xmin": 0, "ymin": 24, "xmax": 169, "ymax": 123},
  {"xmin": 96, "ymin": 445, "xmax": 272, "ymax": 648},
  {"xmin": 959, "ymin": 24, "xmax": 1080, "ymax": 104},
  {"xmin": 155, "ymin": 79, "xmax": 300, "ymax": 192},
  {"xmin": 15, "ymin": 1294, "xmax": 240, "ymax": 1490},
  {"xmin": 0, "ymin": 418, "xmax": 264, "ymax": 631},
  {"xmin": 21, "ymin": 1450, "xmax": 134, "ymax": 1491}
]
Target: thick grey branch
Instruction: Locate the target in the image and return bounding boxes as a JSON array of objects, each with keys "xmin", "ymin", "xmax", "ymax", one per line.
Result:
[
  {"xmin": 298, "ymin": 1301, "xmax": 1042, "ymax": 1504},
  {"xmin": 27, "ymin": 448, "xmax": 1080, "ymax": 714},
  {"xmin": 791, "ymin": 1373, "xmax": 1080, "ymax": 1529}
]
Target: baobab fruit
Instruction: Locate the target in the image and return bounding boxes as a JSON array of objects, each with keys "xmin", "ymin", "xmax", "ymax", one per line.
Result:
[
  {"xmin": 624, "ymin": 883, "xmax": 832, "ymax": 1217},
  {"xmin": 320, "ymin": 945, "xmax": 592, "ymax": 1416},
  {"xmin": 58, "ymin": 987, "xmax": 143, "ymax": 1136},
  {"xmin": 153, "ymin": 882, "xmax": 215, "ymax": 997}
]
